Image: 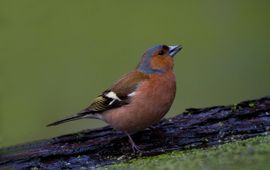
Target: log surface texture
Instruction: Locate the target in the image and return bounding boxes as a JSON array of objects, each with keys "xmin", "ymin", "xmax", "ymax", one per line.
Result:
[{"xmin": 0, "ymin": 96, "xmax": 270, "ymax": 169}]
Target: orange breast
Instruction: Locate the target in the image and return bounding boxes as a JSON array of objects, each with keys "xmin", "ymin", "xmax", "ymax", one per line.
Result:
[{"xmin": 103, "ymin": 71, "xmax": 176, "ymax": 134}]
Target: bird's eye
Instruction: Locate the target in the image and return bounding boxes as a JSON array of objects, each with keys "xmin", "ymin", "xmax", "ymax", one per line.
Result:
[{"xmin": 158, "ymin": 50, "xmax": 165, "ymax": 55}]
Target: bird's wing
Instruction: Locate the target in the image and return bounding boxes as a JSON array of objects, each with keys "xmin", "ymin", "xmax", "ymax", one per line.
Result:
[
  {"xmin": 82, "ymin": 71, "xmax": 149, "ymax": 114},
  {"xmin": 47, "ymin": 71, "xmax": 149, "ymax": 127}
]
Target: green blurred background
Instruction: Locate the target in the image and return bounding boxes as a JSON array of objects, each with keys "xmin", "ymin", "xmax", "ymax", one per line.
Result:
[{"xmin": 0, "ymin": 0, "xmax": 269, "ymax": 147}]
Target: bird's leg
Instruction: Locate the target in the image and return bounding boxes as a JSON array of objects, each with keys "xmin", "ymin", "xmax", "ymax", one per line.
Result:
[{"xmin": 126, "ymin": 133, "xmax": 141, "ymax": 153}]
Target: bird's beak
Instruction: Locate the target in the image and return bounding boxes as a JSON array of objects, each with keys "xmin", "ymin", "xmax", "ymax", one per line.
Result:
[{"xmin": 169, "ymin": 45, "xmax": 182, "ymax": 57}]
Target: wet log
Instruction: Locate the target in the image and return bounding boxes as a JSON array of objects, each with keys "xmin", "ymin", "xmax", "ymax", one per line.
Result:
[{"xmin": 1, "ymin": 96, "xmax": 270, "ymax": 169}]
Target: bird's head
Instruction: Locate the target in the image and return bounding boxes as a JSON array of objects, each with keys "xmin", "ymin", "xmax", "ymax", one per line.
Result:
[{"xmin": 137, "ymin": 45, "xmax": 182, "ymax": 74}]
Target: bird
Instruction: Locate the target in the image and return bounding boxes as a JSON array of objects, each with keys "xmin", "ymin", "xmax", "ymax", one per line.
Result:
[{"xmin": 47, "ymin": 44, "xmax": 182, "ymax": 152}]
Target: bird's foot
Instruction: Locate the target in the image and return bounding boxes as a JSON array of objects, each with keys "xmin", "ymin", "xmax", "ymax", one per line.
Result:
[
  {"xmin": 131, "ymin": 142, "xmax": 141, "ymax": 153},
  {"xmin": 126, "ymin": 133, "xmax": 141, "ymax": 153}
]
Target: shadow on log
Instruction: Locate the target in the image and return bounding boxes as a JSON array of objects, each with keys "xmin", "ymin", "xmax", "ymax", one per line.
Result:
[{"xmin": 1, "ymin": 96, "xmax": 270, "ymax": 169}]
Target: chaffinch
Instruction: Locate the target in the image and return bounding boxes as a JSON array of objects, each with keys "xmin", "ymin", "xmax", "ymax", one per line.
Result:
[{"xmin": 47, "ymin": 44, "xmax": 182, "ymax": 152}]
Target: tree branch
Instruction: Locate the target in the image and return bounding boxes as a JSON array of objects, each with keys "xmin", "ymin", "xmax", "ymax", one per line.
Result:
[{"xmin": 1, "ymin": 96, "xmax": 270, "ymax": 169}]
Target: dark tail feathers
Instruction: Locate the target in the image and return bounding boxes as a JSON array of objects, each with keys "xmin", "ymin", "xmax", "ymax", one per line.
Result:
[
  {"xmin": 46, "ymin": 114, "xmax": 83, "ymax": 127},
  {"xmin": 47, "ymin": 109, "xmax": 99, "ymax": 127}
]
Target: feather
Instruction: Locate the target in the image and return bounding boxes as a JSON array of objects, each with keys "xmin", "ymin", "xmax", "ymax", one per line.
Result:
[
  {"xmin": 46, "ymin": 111, "xmax": 96, "ymax": 126},
  {"xmin": 47, "ymin": 71, "xmax": 149, "ymax": 126},
  {"xmin": 84, "ymin": 71, "xmax": 149, "ymax": 113}
]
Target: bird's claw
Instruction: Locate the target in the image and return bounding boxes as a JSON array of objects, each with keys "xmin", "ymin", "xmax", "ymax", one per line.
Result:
[
  {"xmin": 131, "ymin": 143, "xmax": 141, "ymax": 153},
  {"xmin": 126, "ymin": 133, "xmax": 142, "ymax": 153}
]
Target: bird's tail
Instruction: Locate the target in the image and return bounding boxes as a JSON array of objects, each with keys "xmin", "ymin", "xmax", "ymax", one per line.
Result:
[
  {"xmin": 47, "ymin": 114, "xmax": 83, "ymax": 127},
  {"xmin": 47, "ymin": 110, "xmax": 97, "ymax": 127}
]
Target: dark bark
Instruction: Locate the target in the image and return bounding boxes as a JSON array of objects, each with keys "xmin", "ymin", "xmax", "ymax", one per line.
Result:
[{"xmin": 1, "ymin": 96, "xmax": 270, "ymax": 169}]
